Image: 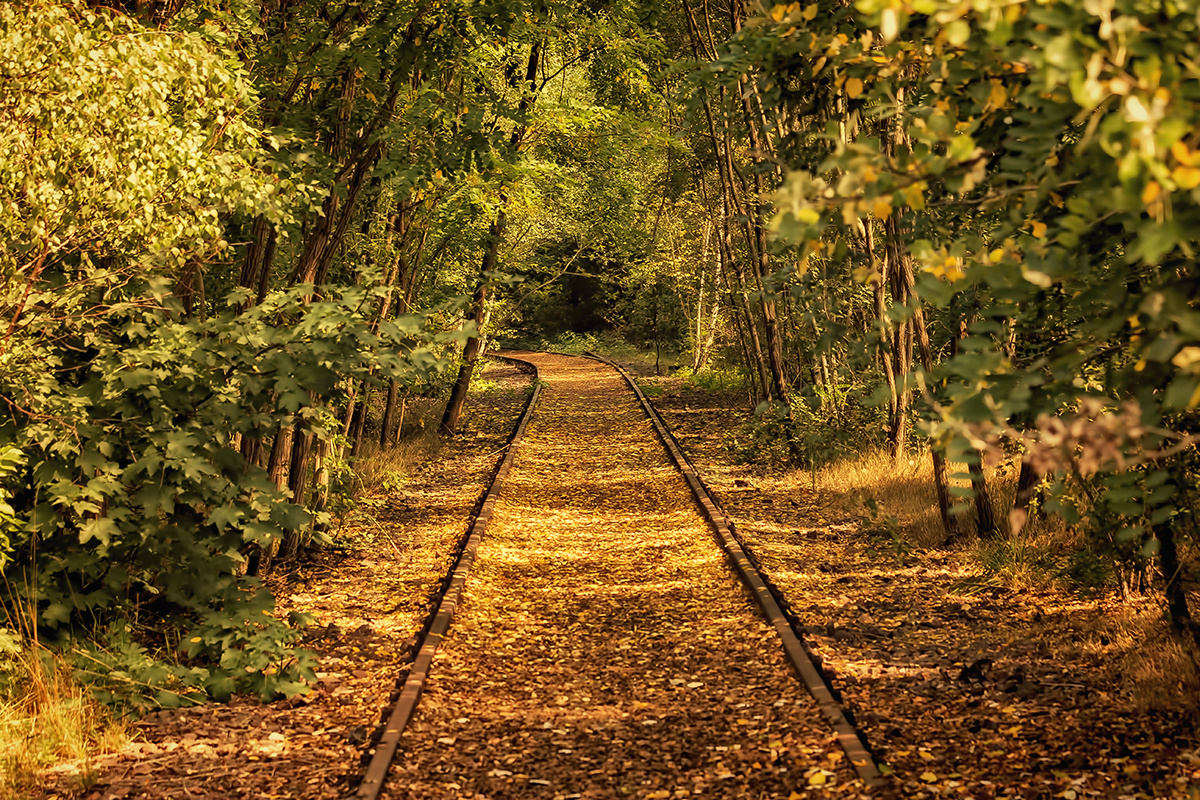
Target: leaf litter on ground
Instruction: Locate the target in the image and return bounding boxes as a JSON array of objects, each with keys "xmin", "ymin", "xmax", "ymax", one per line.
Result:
[
  {"xmin": 380, "ymin": 353, "xmax": 867, "ymax": 800},
  {"xmin": 644, "ymin": 370, "xmax": 1200, "ymax": 800},
  {"xmin": 42, "ymin": 360, "xmax": 533, "ymax": 800}
]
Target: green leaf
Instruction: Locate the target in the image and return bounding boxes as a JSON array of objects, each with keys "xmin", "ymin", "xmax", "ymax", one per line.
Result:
[{"xmin": 944, "ymin": 19, "xmax": 970, "ymax": 47}]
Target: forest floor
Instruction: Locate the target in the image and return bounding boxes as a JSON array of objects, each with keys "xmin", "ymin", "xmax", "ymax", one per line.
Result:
[
  {"xmin": 377, "ymin": 352, "xmax": 859, "ymax": 800},
  {"xmin": 639, "ymin": 365, "xmax": 1200, "ymax": 800},
  {"xmin": 41, "ymin": 360, "xmax": 535, "ymax": 800},
  {"xmin": 38, "ymin": 353, "xmax": 1200, "ymax": 800}
]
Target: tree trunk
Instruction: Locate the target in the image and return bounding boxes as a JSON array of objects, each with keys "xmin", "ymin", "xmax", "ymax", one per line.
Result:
[
  {"xmin": 967, "ymin": 450, "xmax": 999, "ymax": 539},
  {"xmin": 350, "ymin": 384, "xmax": 373, "ymax": 459},
  {"xmin": 267, "ymin": 424, "xmax": 293, "ymax": 491},
  {"xmin": 892, "ymin": 217, "xmax": 958, "ymax": 543},
  {"xmin": 727, "ymin": 0, "xmax": 789, "ymax": 404},
  {"xmin": 380, "ymin": 378, "xmax": 400, "ymax": 447},
  {"xmin": 681, "ymin": 0, "xmax": 774, "ymax": 405},
  {"xmin": 440, "ymin": 265, "xmax": 492, "ymax": 436},
  {"xmin": 280, "ymin": 425, "xmax": 314, "ymax": 559},
  {"xmin": 1010, "ymin": 459, "xmax": 1041, "ymax": 535},
  {"xmin": 710, "ymin": 216, "xmax": 760, "ymax": 405},
  {"xmin": 240, "ymin": 435, "xmax": 264, "ymax": 473},
  {"xmin": 884, "ymin": 214, "xmax": 912, "ymax": 462},
  {"xmin": 951, "ymin": 311, "xmax": 999, "ymax": 538},
  {"xmin": 248, "ymin": 424, "xmax": 292, "ymax": 577},
  {"xmin": 440, "ymin": 41, "xmax": 541, "ymax": 436},
  {"xmin": 310, "ymin": 438, "xmax": 331, "ymax": 532},
  {"xmin": 238, "ymin": 215, "xmax": 273, "ymax": 309},
  {"xmin": 340, "ymin": 378, "xmax": 360, "ymax": 459},
  {"xmin": 865, "ymin": 218, "xmax": 901, "ymax": 455},
  {"xmin": 1157, "ymin": 522, "xmax": 1200, "ymax": 648}
]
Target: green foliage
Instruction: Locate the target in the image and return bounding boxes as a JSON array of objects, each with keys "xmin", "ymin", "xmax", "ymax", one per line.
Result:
[
  {"xmin": 517, "ymin": 330, "xmax": 641, "ymax": 358},
  {"xmin": 676, "ymin": 0, "xmax": 1200, "ymax": 611},
  {"xmin": 0, "ymin": 0, "xmax": 466, "ymax": 706},
  {"xmin": 971, "ymin": 537, "xmax": 1066, "ymax": 592},
  {"xmin": 969, "ymin": 536, "xmax": 1112, "ymax": 594},
  {"xmin": 0, "ymin": 446, "xmax": 24, "ymax": 569},
  {"xmin": 740, "ymin": 383, "xmax": 886, "ymax": 470},
  {"xmin": 635, "ymin": 380, "xmax": 665, "ymax": 398},
  {"xmin": 862, "ymin": 499, "xmax": 913, "ymax": 565},
  {"xmin": 753, "ymin": 0, "xmax": 1200, "ymax": 440},
  {"xmin": 0, "ymin": 0, "xmax": 306, "ymax": 279},
  {"xmin": 679, "ymin": 365, "xmax": 750, "ymax": 394},
  {"xmin": 1, "ymin": 275, "xmax": 451, "ymax": 702}
]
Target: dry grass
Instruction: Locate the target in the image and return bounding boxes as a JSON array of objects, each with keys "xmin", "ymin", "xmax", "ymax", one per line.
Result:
[
  {"xmin": 353, "ymin": 397, "xmax": 444, "ymax": 495},
  {"xmin": 814, "ymin": 448, "xmax": 949, "ymax": 546},
  {"xmin": 1115, "ymin": 616, "xmax": 1200, "ymax": 714},
  {"xmin": 0, "ymin": 629, "xmax": 126, "ymax": 797},
  {"xmin": 1070, "ymin": 599, "xmax": 1200, "ymax": 714},
  {"xmin": 812, "ymin": 449, "xmax": 1200, "ymax": 712},
  {"xmin": 812, "ymin": 448, "xmax": 1075, "ymax": 554}
]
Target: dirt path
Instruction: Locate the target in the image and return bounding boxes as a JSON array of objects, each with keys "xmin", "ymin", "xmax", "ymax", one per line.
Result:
[{"xmin": 382, "ymin": 354, "xmax": 864, "ymax": 800}]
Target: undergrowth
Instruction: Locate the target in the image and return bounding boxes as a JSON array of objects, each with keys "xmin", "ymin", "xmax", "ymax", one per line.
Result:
[
  {"xmin": 673, "ymin": 365, "xmax": 749, "ymax": 394},
  {"xmin": 353, "ymin": 399, "xmax": 443, "ymax": 498},
  {"xmin": 814, "ymin": 448, "xmax": 1107, "ymax": 589},
  {"xmin": 0, "ymin": 625, "xmax": 125, "ymax": 797},
  {"xmin": 733, "ymin": 389, "xmax": 887, "ymax": 474}
]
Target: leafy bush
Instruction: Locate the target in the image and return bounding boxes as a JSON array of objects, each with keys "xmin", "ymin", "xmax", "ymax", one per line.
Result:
[
  {"xmin": 0, "ymin": 1, "xmax": 460, "ymax": 705},
  {"xmin": 1, "ymin": 276, "xmax": 450, "ymax": 704},
  {"xmin": 678, "ymin": 365, "xmax": 749, "ymax": 394},
  {"xmin": 739, "ymin": 387, "xmax": 886, "ymax": 470}
]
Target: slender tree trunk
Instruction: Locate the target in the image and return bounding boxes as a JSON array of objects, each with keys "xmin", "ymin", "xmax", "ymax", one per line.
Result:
[
  {"xmin": 310, "ymin": 438, "xmax": 331, "ymax": 529},
  {"xmin": 953, "ymin": 312, "xmax": 998, "ymax": 538},
  {"xmin": 440, "ymin": 263, "xmax": 493, "ymax": 436},
  {"xmin": 281, "ymin": 421, "xmax": 314, "ymax": 558},
  {"xmin": 255, "ymin": 229, "xmax": 279, "ymax": 306},
  {"xmin": 884, "ymin": 215, "xmax": 912, "ymax": 461},
  {"xmin": 710, "ymin": 213, "xmax": 759, "ymax": 404},
  {"xmin": 350, "ymin": 384, "xmax": 373, "ymax": 459},
  {"xmin": 1157, "ymin": 522, "xmax": 1200, "ymax": 648},
  {"xmin": 240, "ymin": 435, "xmax": 264, "ymax": 472},
  {"xmin": 340, "ymin": 379, "xmax": 359, "ymax": 438},
  {"xmin": 381, "ymin": 379, "xmax": 400, "ymax": 447},
  {"xmin": 966, "ymin": 451, "xmax": 998, "ymax": 538},
  {"xmin": 912, "ymin": 315, "xmax": 956, "ymax": 543},
  {"xmin": 1010, "ymin": 459, "xmax": 1041, "ymax": 535},
  {"xmin": 682, "ymin": 0, "xmax": 773, "ymax": 405},
  {"xmin": 866, "ymin": 219, "xmax": 901, "ymax": 455},
  {"xmin": 891, "ymin": 215, "xmax": 958, "ymax": 542},
  {"xmin": 238, "ymin": 215, "xmax": 273, "ymax": 309},
  {"xmin": 268, "ymin": 425, "xmax": 293, "ymax": 490},
  {"xmin": 440, "ymin": 41, "xmax": 541, "ymax": 436},
  {"xmin": 248, "ymin": 424, "xmax": 292, "ymax": 577},
  {"xmin": 727, "ymin": 0, "xmax": 789, "ymax": 403}
]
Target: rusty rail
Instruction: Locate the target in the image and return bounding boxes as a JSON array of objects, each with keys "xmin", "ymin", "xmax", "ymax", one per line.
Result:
[
  {"xmin": 353, "ymin": 354, "xmax": 542, "ymax": 800},
  {"xmin": 586, "ymin": 351, "xmax": 885, "ymax": 789}
]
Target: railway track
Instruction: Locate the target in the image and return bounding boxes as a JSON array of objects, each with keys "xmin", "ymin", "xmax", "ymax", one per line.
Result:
[{"xmin": 353, "ymin": 352, "xmax": 883, "ymax": 799}]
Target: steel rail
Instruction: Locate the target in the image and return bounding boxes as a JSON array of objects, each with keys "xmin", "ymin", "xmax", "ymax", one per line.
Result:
[
  {"xmin": 352, "ymin": 354, "xmax": 543, "ymax": 800},
  {"xmin": 586, "ymin": 351, "xmax": 885, "ymax": 789}
]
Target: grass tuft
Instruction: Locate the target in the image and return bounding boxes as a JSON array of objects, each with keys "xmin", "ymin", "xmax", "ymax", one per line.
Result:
[
  {"xmin": 353, "ymin": 398, "xmax": 443, "ymax": 496},
  {"xmin": 814, "ymin": 448, "xmax": 950, "ymax": 547},
  {"xmin": 0, "ymin": 626, "xmax": 125, "ymax": 798}
]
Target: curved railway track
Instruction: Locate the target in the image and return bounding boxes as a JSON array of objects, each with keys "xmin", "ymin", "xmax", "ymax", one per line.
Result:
[{"xmin": 353, "ymin": 352, "xmax": 883, "ymax": 799}]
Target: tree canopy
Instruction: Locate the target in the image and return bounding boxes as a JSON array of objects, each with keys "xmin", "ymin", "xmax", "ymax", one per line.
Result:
[{"xmin": 1, "ymin": 0, "xmax": 1198, "ymax": 705}]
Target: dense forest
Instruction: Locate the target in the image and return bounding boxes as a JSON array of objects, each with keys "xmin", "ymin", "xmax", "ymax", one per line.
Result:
[{"xmin": 2, "ymin": 0, "xmax": 1199, "ymax": 791}]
